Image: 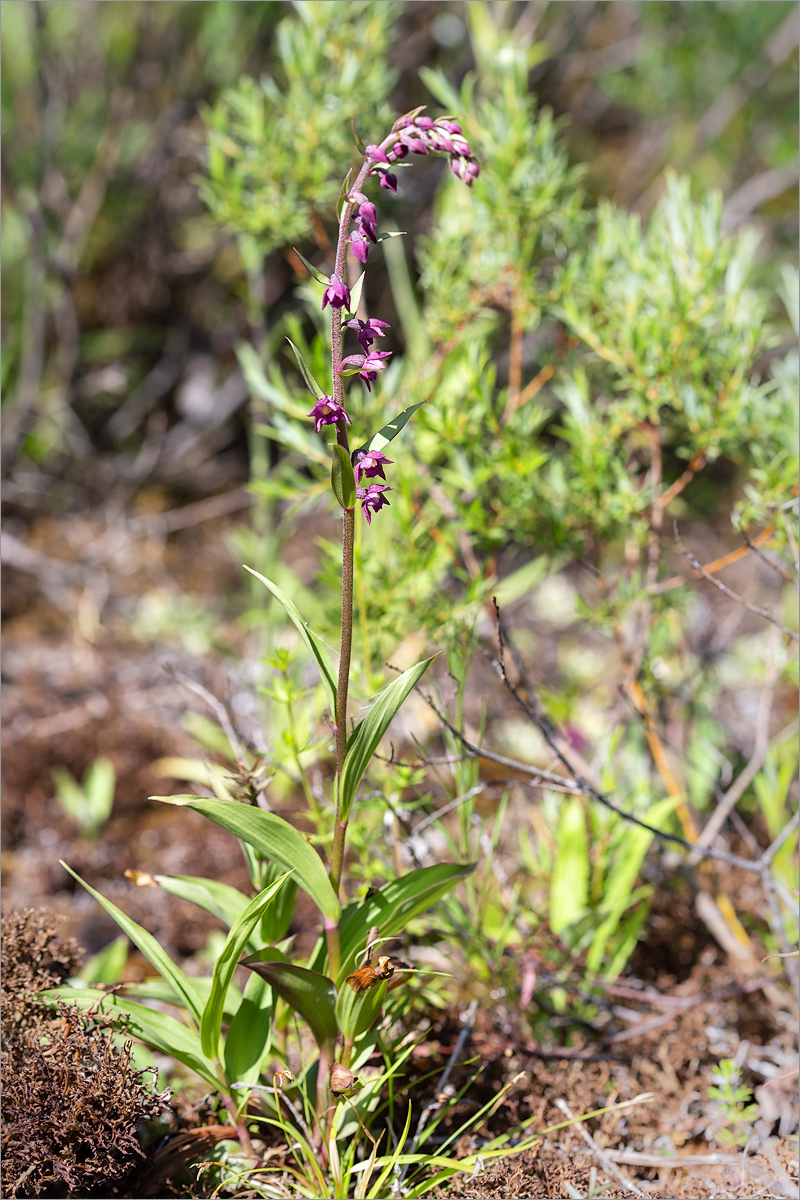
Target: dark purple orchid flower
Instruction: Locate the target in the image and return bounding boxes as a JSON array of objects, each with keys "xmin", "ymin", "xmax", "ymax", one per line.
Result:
[
  {"xmin": 349, "ymin": 232, "xmax": 370, "ymax": 264},
  {"xmin": 375, "ymin": 168, "xmax": 398, "ymax": 193},
  {"xmin": 308, "ymin": 396, "xmax": 351, "ymax": 434},
  {"xmin": 352, "ymin": 448, "xmax": 393, "ymax": 484},
  {"xmin": 322, "ymin": 274, "xmax": 351, "ymax": 310},
  {"xmin": 344, "ymin": 316, "xmax": 390, "ymax": 352},
  {"xmin": 357, "ymin": 482, "xmax": 392, "ymax": 524}
]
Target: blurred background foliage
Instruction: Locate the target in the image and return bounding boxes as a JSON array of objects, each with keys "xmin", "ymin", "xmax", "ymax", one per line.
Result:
[{"xmin": 2, "ymin": 0, "xmax": 798, "ymax": 993}]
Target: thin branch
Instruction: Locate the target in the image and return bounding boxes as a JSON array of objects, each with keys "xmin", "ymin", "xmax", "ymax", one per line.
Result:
[
  {"xmin": 158, "ymin": 661, "xmax": 247, "ymax": 764},
  {"xmin": 555, "ymin": 1099, "xmax": 648, "ymax": 1199},
  {"xmin": 420, "ymin": 684, "xmax": 758, "ymax": 874},
  {"xmin": 739, "ymin": 525, "xmax": 800, "ymax": 592},
  {"xmin": 651, "ymin": 522, "xmax": 776, "ymax": 595},
  {"xmin": 758, "ymin": 811, "xmax": 800, "ymax": 870},
  {"xmin": 676, "ymin": 527, "xmax": 798, "ymax": 642}
]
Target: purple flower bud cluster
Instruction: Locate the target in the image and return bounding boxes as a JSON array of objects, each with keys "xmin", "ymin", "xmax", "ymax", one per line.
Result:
[
  {"xmin": 366, "ymin": 108, "xmax": 480, "ymax": 189},
  {"xmin": 311, "ymin": 110, "xmax": 476, "ymax": 526},
  {"xmin": 347, "ymin": 192, "xmax": 379, "ymax": 264}
]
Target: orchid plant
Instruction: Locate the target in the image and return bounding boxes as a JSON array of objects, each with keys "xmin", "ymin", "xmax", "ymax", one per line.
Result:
[{"xmin": 46, "ymin": 109, "xmax": 485, "ymax": 1186}]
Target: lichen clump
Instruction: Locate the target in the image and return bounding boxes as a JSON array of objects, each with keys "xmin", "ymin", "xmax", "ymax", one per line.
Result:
[{"xmin": 1, "ymin": 908, "xmax": 166, "ymax": 1198}]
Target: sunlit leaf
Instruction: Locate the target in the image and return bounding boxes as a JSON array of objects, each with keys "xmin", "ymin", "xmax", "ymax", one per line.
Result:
[
  {"xmin": 338, "ymin": 656, "xmax": 437, "ymax": 819},
  {"xmin": 155, "ymin": 797, "xmax": 340, "ymax": 922},
  {"xmin": 201, "ymin": 871, "xmax": 291, "ymax": 1058},
  {"xmin": 61, "ymin": 863, "xmax": 204, "ymax": 1023},
  {"xmin": 242, "ymin": 567, "xmax": 337, "ymax": 716},
  {"xmin": 336, "ymin": 862, "xmax": 475, "ymax": 986}
]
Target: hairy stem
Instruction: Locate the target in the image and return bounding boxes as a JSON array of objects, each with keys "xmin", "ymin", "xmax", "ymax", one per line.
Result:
[{"xmin": 327, "ymin": 147, "xmax": 393, "ymax": 896}]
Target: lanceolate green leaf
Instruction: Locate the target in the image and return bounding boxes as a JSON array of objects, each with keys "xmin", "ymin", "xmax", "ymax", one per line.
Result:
[
  {"xmin": 338, "ymin": 656, "xmax": 437, "ymax": 819},
  {"xmin": 136, "ymin": 873, "xmax": 252, "ymax": 931},
  {"xmin": 331, "ymin": 444, "xmax": 357, "ymax": 510},
  {"xmin": 60, "ymin": 862, "xmax": 204, "ymax": 1024},
  {"xmin": 243, "ymin": 567, "xmax": 337, "ymax": 716},
  {"xmin": 201, "ymin": 872, "xmax": 291, "ymax": 1059},
  {"xmin": 287, "ymin": 337, "xmax": 326, "ymax": 400},
  {"xmin": 337, "ymin": 862, "xmax": 475, "ymax": 987},
  {"xmin": 361, "ymin": 401, "xmax": 426, "ymax": 455},
  {"xmin": 336, "ymin": 976, "xmax": 387, "ymax": 1045},
  {"xmin": 42, "ymin": 988, "xmax": 219, "ymax": 1088},
  {"xmin": 242, "ymin": 952, "xmax": 338, "ymax": 1059},
  {"xmin": 223, "ymin": 972, "xmax": 276, "ymax": 1106},
  {"xmin": 333, "ymin": 864, "xmax": 474, "ymax": 984},
  {"xmin": 156, "ymin": 797, "xmax": 340, "ymax": 922}
]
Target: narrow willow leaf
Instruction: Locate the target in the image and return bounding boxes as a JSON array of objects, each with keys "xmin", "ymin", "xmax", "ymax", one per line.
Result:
[
  {"xmin": 223, "ymin": 972, "xmax": 275, "ymax": 1106},
  {"xmin": 348, "ymin": 270, "xmax": 366, "ymax": 315},
  {"xmin": 61, "ymin": 863, "xmax": 204, "ymax": 1023},
  {"xmin": 42, "ymin": 988, "xmax": 220, "ymax": 1088},
  {"xmin": 291, "ymin": 248, "xmax": 328, "ymax": 285},
  {"xmin": 242, "ymin": 953, "xmax": 338, "ymax": 1058},
  {"xmin": 127, "ymin": 872, "xmax": 251, "ymax": 932},
  {"xmin": 338, "ymin": 656, "xmax": 437, "ymax": 819},
  {"xmin": 155, "ymin": 797, "xmax": 341, "ymax": 922},
  {"xmin": 331, "ymin": 444, "xmax": 357, "ymax": 510},
  {"xmin": 243, "ymin": 567, "xmax": 337, "ymax": 716},
  {"xmin": 286, "ymin": 337, "xmax": 326, "ymax": 400},
  {"xmin": 201, "ymin": 872, "xmax": 291, "ymax": 1058},
  {"xmin": 337, "ymin": 862, "xmax": 475, "ymax": 987},
  {"xmin": 362, "ymin": 402, "xmax": 426, "ymax": 455},
  {"xmin": 351, "ymin": 120, "xmax": 366, "ymax": 155},
  {"xmin": 336, "ymin": 169, "xmax": 354, "ymax": 222}
]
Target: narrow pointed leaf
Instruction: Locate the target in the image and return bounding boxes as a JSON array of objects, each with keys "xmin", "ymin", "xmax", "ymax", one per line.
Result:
[
  {"xmin": 287, "ymin": 337, "xmax": 326, "ymax": 401},
  {"xmin": 337, "ymin": 862, "xmax": 475, "ymax": 987},
  {"xmin": 291, "ymin": 249, "xmax": 328, "ymax": 285},
  {"xmin": 61, "ymin": 862, "xmax": 204, "ymax": 1023},
  {"xmin": 242, "ymin": 952, "xmax": 338, "ymax": 1058},
  {"xmin": 338, "ymin": 656, "xmax": 438, "ymax": 819},
  {"xmin": 79, "ymin": 935, "xmax": 128, "ymax": 986},
  {"xmin": 331, "ymin": 444, "xmax": 357, "ymax": 510},
  {"xmin": 336, "ymin": 169, "xmax": 354, "ymax": 222},
  {"xmin": 336, "ymin": 977, "xmax": 387, "ymax": 1044},
  {"xmin": 123, "ymin": 976, "xmax": 243, "ymax": 1024},
  {"xmin": 363, "ymin": 402, "xmax": 426, "ymax": 455},
  {"xmin": 351, "ymin": 121, "xmax": 366, "ymax": 155},
  {"xmin": 223, "ymin": 972, "xmax": 276, "ymax": 1102},
  {"xmin": 127, "ymin": 872, "xmax": 252, "ymax": 931},
  {"xmin": 156, "ymin": 797, "xmax": 340, "ymax": 922},
  {"xmin": 347, "ymin": 270, "xmax": 366, "ymax": 316},
  {"xmin": 42, "ymin": 988, "xmax": 219, "ymax": 1088},
  {"xmin": 243, "ymin": 567, "xmax": 337, "ymax": 715},
  {"xmin": 201, "ymin": 872, "xmax": 291, "ymax": 1058}
]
